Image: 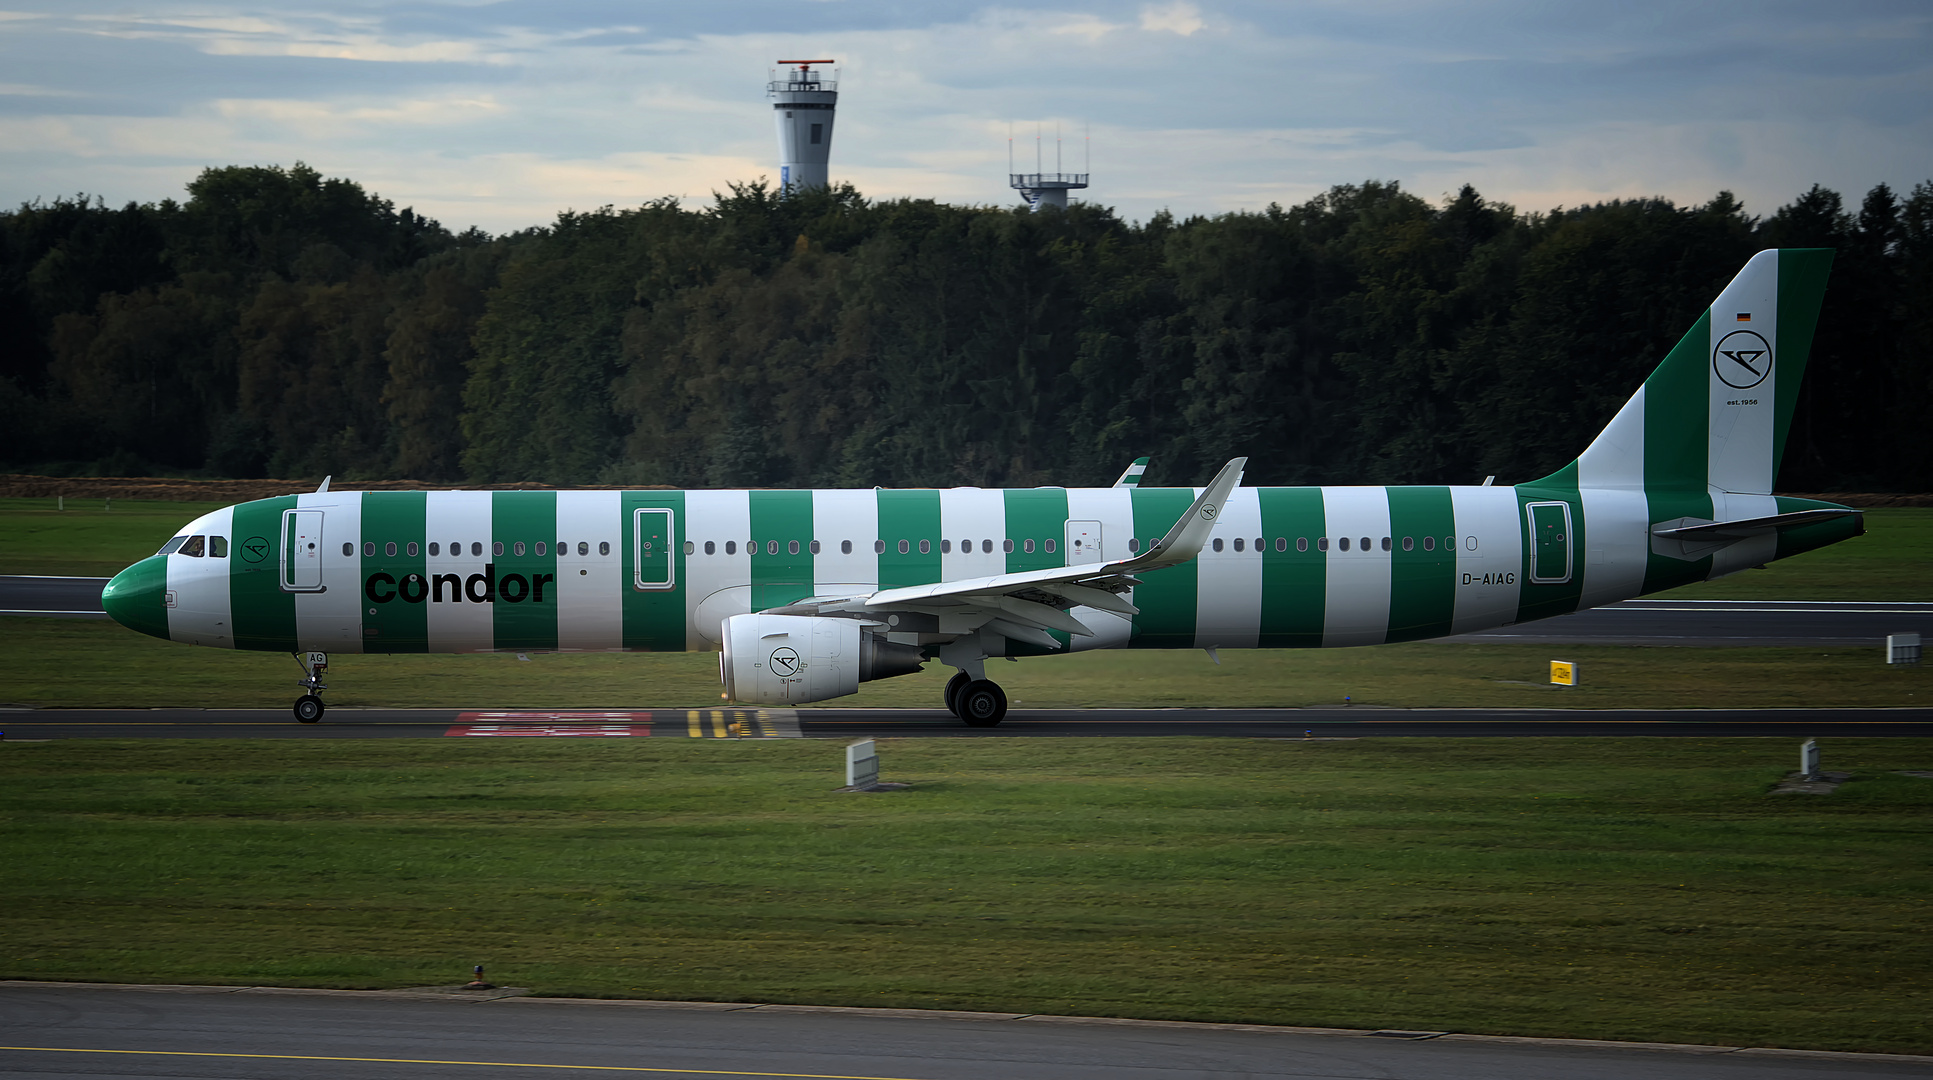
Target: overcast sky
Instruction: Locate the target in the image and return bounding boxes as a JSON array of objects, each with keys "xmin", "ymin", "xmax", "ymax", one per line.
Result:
[{"xmin": 2, "ymin": 1, "xmax": 1928, "ymax": 233}]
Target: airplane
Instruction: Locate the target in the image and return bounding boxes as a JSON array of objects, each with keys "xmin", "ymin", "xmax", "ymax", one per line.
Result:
[{"xmin": 100, "ymin": 249, "xmax": 1861, "ymax": 725}]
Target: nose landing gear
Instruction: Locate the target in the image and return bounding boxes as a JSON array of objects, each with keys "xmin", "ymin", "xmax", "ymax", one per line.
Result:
[{"xmin": 292, "ymin": 651, "xmax": 329, "ymax": 723}]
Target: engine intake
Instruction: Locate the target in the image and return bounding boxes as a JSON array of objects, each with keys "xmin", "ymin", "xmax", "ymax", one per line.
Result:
[{"xmin": 720, "ymin": 613, "xmax": 927, "ymax": 704}]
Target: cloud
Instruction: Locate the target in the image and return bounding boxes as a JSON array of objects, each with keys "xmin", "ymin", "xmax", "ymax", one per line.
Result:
[{"xmin": 1139, "ymin": 2, "xmax": 1204, "ymax": 36}]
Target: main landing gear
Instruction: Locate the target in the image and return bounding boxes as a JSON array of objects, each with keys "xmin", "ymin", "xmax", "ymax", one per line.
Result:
[
  {"xmin": 943, "ymin": 669, "xmax": 1007, "ymax": 727},
  {"xmin": 292, "ymin": 651, "xmax": 329, "ymax": 723}
]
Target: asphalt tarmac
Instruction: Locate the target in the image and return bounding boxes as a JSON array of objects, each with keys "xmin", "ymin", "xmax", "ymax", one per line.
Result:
[
  {"xmin": 3, "ymin": 983, "xmax": 1927, "ymax": 1080},
  {"xmin": 4, "ymin": 705, "xmax": 1931, "ymax": 739},
  {"xmin": 6, "ymin": 576, "xmax": 1931, "ymax": 646}
]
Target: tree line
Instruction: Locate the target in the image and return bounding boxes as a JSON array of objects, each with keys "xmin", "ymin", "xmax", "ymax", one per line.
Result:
[{"xmin": 3, "ymin": 162, "xmax": 1928, "ymax": 492}]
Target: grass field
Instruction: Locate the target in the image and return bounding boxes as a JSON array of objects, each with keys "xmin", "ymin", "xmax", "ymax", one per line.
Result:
[
  {"xmin": 2, "ymin": 737, "xmax": 1929, "ymax": 1053},
  {"xmin": 0, "ymin": 615, "xmax": 1925, "ymax": 710},
  {"xmin": 1, "ymin": 497, "xmax": 1928, "ymax": 599}
]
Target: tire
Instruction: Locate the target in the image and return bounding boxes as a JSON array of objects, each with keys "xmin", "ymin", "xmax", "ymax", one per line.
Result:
[
  {"xmin": 943, "ymin": 671, "xmax": 971, "ymax": 716},
  {"xmin": 293, "ymin": 695, "xmax": 325, "ymax": 723},
  {"xmin": 957, "ymin": 680, "xmax": 1006, "ymax": 727}
]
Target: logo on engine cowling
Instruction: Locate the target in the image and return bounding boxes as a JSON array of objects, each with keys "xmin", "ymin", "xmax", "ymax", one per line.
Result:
[{"xmin": 768, "ymin": 647, "xmax": 801, "ymax": 677}]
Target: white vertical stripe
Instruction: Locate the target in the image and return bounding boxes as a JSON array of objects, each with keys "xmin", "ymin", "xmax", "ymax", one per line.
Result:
[
  {"xmin": 554, "ymin": 490, "xmax": 623, "ymax": 650},
  {"xmin": 1196, "ymin": 486, "xmax": 1262, "ymax": 649},
  {"xmin": 423, "ymin": 491, "xmax": 496, "ymax": 652},
  {"xmin": 687, "ymin": 489, "xmax": 752, "ymax": 647},
  {"xmin": 165, "ymin": 505, "xmax": 234, "ymax": 648},
  {"xmin": 1063, "ymin": 486, "xmax": 1132, "ymax": 566},
  {"xmin": 938, "ymin": 487, "xmax": 1004, "ymax": 581},
  {"xmin": 1708, "ymin": 249, "xmax": 1780, "ymax": 495},
  {"xmin": 1574, "ymin": 384, "xmax": 1648, "ymax": 489},
  {"xmin": 1706, "ymin": 492, "xmax": 1780, "ymax": 580},
  {"xmin": 1577, "ymin": 388, "xmax": 1650, "ymax": 610},
  {"xmin": 294, "ymin": 491, "xmax": 364, "ymax": 653},
  {"xmin": 1449, "ymin": 486, "xmax": 1523, "ymax": 634},
  {"xmin": 1320, "ymin": 487, "xmax": 1392, "ymax": 647}
]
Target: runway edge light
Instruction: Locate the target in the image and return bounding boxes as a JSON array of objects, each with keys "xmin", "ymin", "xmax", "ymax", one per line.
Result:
[{"xmin": 1550, "ymin": 660, "xmax": 1576, "ymax": 687}]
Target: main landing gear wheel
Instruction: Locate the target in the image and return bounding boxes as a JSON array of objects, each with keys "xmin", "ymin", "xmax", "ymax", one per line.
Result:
[
  {"xmin": 944, "ymin": 671, "xmax": 971, "ymax": 716},
  {"xmin": 957, "ymin": 680, "xmax": 1007, "ymax": 727},
  {"xmin": 293, "ymin": 694, "xmax": 325, "ymax": 723}
]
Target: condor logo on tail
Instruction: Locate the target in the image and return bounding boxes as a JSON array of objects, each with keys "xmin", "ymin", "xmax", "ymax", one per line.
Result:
[{"xmin": 365, "ymin": 564, "xmax": 556, "ymax": 605}]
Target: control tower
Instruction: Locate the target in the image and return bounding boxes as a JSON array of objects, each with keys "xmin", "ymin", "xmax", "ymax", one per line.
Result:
[
  {"xmin": 1010, "ymin": 124, "xmax": 1087, "ymax": 212},
  {"xmin": 769, "ymin": 60, "xmax": 837, "ymax": 193}
]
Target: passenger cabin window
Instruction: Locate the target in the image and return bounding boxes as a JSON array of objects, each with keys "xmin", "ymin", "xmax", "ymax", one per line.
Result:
[
  {"xmin": 898, "ymin": 539, "xmax": 910, "ymax": 554},
  {"xmin": 513, "ymin": 541, "xmax": 526, "ymax": 557},
  {"xmin": 179, "ymin": 535, "xmax": 205, "ymax": 557},
  {"xmin": 810, "ymin": 540, "xmax": 821, "ymax": 554},
  {"xmin": 494, "ymin": 542, "xmax": 506, "ymax": 556},
  {"xmin": 599, "ymin": 541, "xmax": 611, "ymax": 556},
  {"xmin": 684, "ymin": 541, "xmax": 695, "ymax": 555},
  {"xmin": 1381, "ymin": 537, "xmax": 1392, "ymax": 552},
  {"xmin": 1317, "ymin": 537, "xmax": 1330, "ymax": 552},
  {"xmin": 1465, "ymin": 536, "xmax": 1477, "ymax": 550},
  {"xmin": 1293, "ymin": 537, "xmax": 1305, "ymax": 552},
  {"xmin": 918, "ymin": 539, "xmax": 931, "ymax": 554},
  {"xmin": 1045, "ymin": 539, "xmax": 1056, "ymax": 554},
  {"xmin": 1023, "ymin": 539, "xmax": 1035, "ymax": 554},
  {"xmin": 342, "ymin": 542, "xmax": 354, "ymax": 557},
  {"xmin": 1423, "ymin": 535, "xmax": 1434, "ymax": 551},
  {"xmin": 429, "ymin": 542, "xmax": 440, "ymax": 556},
  {"xmin": 535, "ymin": 542, "xmax": 546, "ymax": 556},
  {"xmin": 386, "ymin": 542, "xmax": 397, "ymax": 557},
  {"xmin": 768, "ymin": 540, "xmax": 779, "ymax": 555},
  {"xmin": 365, "ymin": 542, "xmax": 377, "ymax": 557},
  {"xmin": 1212, "ymin": 538, "xmax": 1223, "ymax": 553},
  {"xmin": 1128, "ymin": 538, "xmax": 1140, "ymax": 553},
  {"xmin": 875, "ymin": 540, "xmax": 885, "ymax": 554},
  {"xmin": 981, "ymin": 539, "xmax": 993, "ymax": 554},
  {"xmin": 941, "ymin": 539, "xmax": 952, "ymax": 554},
  {"xmin": 704, "ymin": 541, "xmax": 715, "ymax": 555},
  {"xmin": 1003, "ymin": 539, "xmax": 1015, "ymax": 553},
  {"xmin": 1233, "ymin": 538, "xmax": 1244, "ymax": 552},
  {"xmin": 788, "ymin": 540, "xmax": 800, "ymax": 555},
  {"xmin": 726, "ymin": 541, "xmax": 737, "ymax": 554},
  {"xmin": 841, "ymin": 540, "xmax": 852, "ymax": 554},
  {"xmin": 1339, "ymin": 537, "xmax": 1350, "ymax": 552},
  {"xmin": 579, "ymin": 542, "xmax": 590, "ymax": 556},
  {"xmin": 473, "ymin": 542, "xmax": 484, "ymax": 557}
]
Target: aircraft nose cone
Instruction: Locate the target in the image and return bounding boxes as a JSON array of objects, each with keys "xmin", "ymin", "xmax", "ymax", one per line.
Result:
[{"xmin": 101, "ymin": 556, "xmax": 170, "ymax": 640}]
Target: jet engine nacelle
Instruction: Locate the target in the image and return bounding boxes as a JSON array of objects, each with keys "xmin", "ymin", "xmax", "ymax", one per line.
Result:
[{"xmin": 720, "ymin": 613, "xmax": 927, "ymax": 705}]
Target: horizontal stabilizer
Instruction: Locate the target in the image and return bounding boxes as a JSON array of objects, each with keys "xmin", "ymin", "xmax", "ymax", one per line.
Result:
[{"xmin": 1651, "ymin": 508, "xmax": 1857, "ymax": 540}]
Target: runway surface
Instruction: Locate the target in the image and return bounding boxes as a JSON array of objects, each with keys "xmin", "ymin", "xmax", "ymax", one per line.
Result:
[
  {"xmin": 5, "ymin": 705, "xmax": 1931, "ymax": 739},
  {"xmin": 4, "ymin": 576, "xmax": 1930, "ymax": 645},
  {"xmin": 3, "ymin": 983, "xmax": 1926, "ymax": 1080}
]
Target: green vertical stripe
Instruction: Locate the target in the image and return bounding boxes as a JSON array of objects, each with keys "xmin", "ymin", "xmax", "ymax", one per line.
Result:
[
  {"xmin": 622, "ymin": 490, "xmax": 686, "ymax": 651},
  {"xmin": 1257, "ymin": 487, "xmax": 1325, "ymax": 648},
  {"xmin": 1128, "ymin": 487, "xmax": 1197, "ymax": 647},
  {"xmin": 1514, "ymin": 464, "xmax": 1587, "ymax": 624},
  {"xmin": 359, "ymin": 491, "xmax": 428, "ymax": 653},
  {"xmin": 1002, "ymin": 489, "xmax": 1069, "ymax": 573},
  {"xmin": 1773, "ymin": 249, "xmax": 1834, "ymax": 479},
  {"xmin": 491, "ymin": 490, "xmax": 558, "ymax": 651},
  {"xmin": 876, "ymin": 490, "xmax": 941, "ymax": 589},
  {"xmin": 750, "ymin": 490, "xmax": 815, "ymax": 609},
  {"xmin": 102, "ymin": 555, "xmax": 170, "ymax": 641},
  {"xmin": 1642, "ymin": 310, "xmax": 1715, "ymax": 592},
  {"xmin": 230, "ymin": 495, "xmax": 297, "ymax": 651},
  {"xmin": 1384, "ymin": 486, "xmax": 1457, "ymax": 643}
]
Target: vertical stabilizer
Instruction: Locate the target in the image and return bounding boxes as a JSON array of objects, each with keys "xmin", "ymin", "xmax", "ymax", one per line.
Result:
[{"xmin": 1569, "ymin": 248, "xmax": 1833, "ymax": 495}]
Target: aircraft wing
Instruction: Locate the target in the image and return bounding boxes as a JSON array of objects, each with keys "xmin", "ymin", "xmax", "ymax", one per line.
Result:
[{"xmin": 769, "ymin": 458, "xmax": 1246, "ymax": 648}]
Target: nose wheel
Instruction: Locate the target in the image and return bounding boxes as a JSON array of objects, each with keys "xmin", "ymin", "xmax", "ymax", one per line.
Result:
[{"xmin": 292, "ymin": 651, "xmax": 329, "ymax": 723}]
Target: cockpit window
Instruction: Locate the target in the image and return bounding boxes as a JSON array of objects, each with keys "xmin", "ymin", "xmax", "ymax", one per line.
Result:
[
  {"xmin": 210, "ymin": 536, "xmax": 228, "ymax": 558},
  {"xmin": 178, "ymin": 535, "xmax": 206, "ymax": 557},
  {"xmin": 158, "ymin": 535, "xmax": 188, "ymax": 555}
]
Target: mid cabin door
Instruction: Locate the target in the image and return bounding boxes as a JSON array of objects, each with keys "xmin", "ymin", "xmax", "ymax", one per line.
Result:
[
  {"xmin": 633, "ymin": 508, "xmax": 675, "ymax": 590},
  {"xmin": 1064, "ymin": 519, "xmax": 1103, "ymax": 564},
  {"xmin": 1526, "ymin": 501, "xmax": 1573, "ymax": 584},
  {"xmin": 280, "ymin": 509, "xmax": 325, "ymax": 591}
]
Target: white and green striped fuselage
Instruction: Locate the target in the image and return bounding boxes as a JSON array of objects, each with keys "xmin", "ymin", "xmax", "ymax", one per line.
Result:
[
  {"xmin": 111, "ymin": 480, "xmax": 1857, "ymax": 657},
  {"xmin": 99, "ymin": 247, "xmax": 1865, "ymax": 712}
]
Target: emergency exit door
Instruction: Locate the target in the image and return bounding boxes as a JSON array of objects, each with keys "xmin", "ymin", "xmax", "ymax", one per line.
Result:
[
  {"xmin": 280, "ymin": 509, "xmax": 325, "ymax": 591},
  {"xmin": 1526, "ymin": 502, "xmax": 1573, "ymax": 584},
  {"xmin": 1064, "ymin": 520, "xmax": 1103, "ymax": 564}
]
